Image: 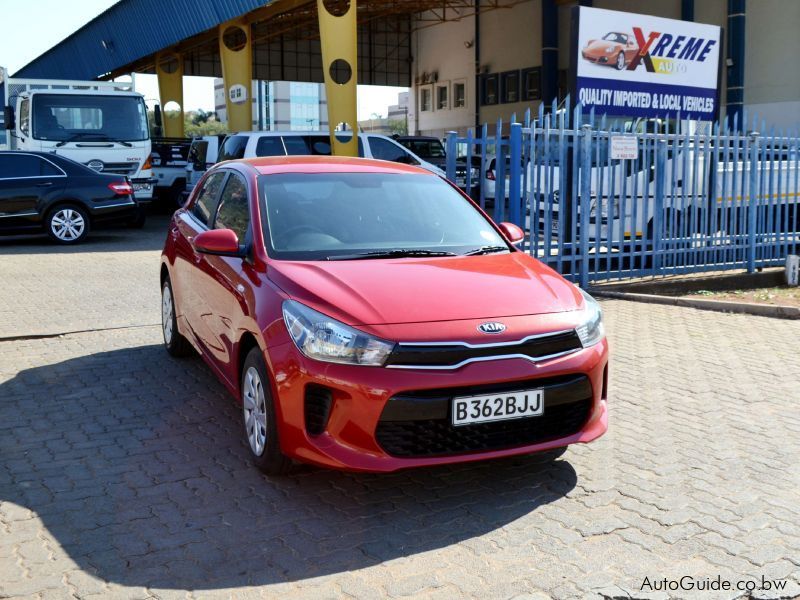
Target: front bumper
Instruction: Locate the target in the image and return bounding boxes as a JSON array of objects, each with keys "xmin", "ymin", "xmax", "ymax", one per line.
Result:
[{"xmin": 266, "ymin": 335, "xmax": 608, "ymax": 472}]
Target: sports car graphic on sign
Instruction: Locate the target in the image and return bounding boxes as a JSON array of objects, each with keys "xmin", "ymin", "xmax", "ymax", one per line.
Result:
[{"xmin": 581, "ymin": 32, "xmax": 639, "ymax": 70}]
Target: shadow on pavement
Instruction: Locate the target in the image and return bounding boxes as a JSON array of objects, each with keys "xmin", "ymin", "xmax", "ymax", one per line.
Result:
[
  {"xmin": 0, "ymin": 343, "xmax": 577, "ymax": 590},
  {"xmin": 0, "ymin": 213, "xmax": 173, "ymax": 254}
]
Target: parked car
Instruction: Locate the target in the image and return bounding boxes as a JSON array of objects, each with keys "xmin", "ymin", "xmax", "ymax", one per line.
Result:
[
  {"xmin": 0, "ymin": 151, "xmax": 140, "ymax": 243},
  {"xmin": 453, "ymin": 155, "xmax": 482, "ymax": 201},
  {"xmin": 392, "ymin": 135, "xmax": 447, "ymax": 170},
  {"xmin": 581, "ymin": 31, "xmax": 639, "ymax": 70},
  {"xmin": 160, "ymin": 155, "xmax": 609, "ymax": 474},
  {"xmin": 184, "ymin": 134, "xmax": 226, "ymax": 198},
  {"xmin": 150, "ymin": 137, "xmax": 192, "ymax": 206},
  {"xmin": 216, "ymin": 131, "xmax": 445, "ymax": 176}
]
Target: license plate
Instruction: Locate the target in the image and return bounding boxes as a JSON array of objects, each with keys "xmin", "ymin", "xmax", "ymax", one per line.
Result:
[
  {"xmin": 451, "ymin": 389, "xmax": 544, "ymax": 426},
  {"xmin": 456, "ymin": 178, "xmax": 466, "ymax": 186},
  {"xmin": 133, "ymin": 183, "xmax": 152, "ymax": 192}
]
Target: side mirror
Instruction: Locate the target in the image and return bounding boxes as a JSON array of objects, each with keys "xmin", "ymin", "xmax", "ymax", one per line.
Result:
[
  {"xmin": 498, "ymin": 222, "xmax": 525, "ymax": 245},
  {"xmin": 3, "ymin": 106, "xmax": 14, "ymax": 130},
  {"xmin": 153, "ymin": 104, "xmax": 163, "ymax": 137},
  {"xmin": 193, "ymin": 229, "xmax": 243, "ymax": 257}
]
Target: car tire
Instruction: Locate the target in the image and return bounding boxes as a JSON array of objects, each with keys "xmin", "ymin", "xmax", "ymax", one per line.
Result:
[
  {"xmin": 241, "ymin": 348, "xmax": 292, "ymax": 476},
  {"xmin": 616, "ymin": 52, "xmax": 625, "ymax": 70},
  {"xmin": 128, "ymin": 206, "xmax": 147, "ymax": 229},
  {"xmin": 46, "ymin": 204, "xmax": 90, "ymax": 244},
  {"xmin": 161, "ymin": 278, "xmax": 193, "ymax": 357}
]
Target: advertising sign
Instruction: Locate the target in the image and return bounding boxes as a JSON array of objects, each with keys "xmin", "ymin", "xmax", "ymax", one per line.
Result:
[
  {"xmin": 572, "ymin": 7, "xmax": 722, "ymax": 121},
  {"xmin": 609, "ymin": 136, "xmax": 638, "ymax": 160}
]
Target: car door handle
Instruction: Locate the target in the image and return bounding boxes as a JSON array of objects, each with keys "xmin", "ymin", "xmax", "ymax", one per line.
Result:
[{"xmin": 36, "ymin": 182, "xmax": 53, "ymax": 187}]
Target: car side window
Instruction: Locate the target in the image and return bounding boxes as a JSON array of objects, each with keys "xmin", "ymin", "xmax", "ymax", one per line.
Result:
[
  {"xmin": 255, "ymin": 137, "xmax": 285, "ymax": 157},
  {"xmin": 39, "ymin": 158, "xmax": 62, "ymax": 176},
  {"xmin": 191, "ymin": 172, "xmax": 226, "ymax": 227},
  {"xmin": 218, "ymin": 135, "xmax": 249, "ymax": 162},
  {"xmin": 369, "ymin": 137, "xmax": 417, "ymax": 164},
  {"xmin": 213, "ymin": 174, "xmax": 250, "ymax": 242},
  {"xmin": 0, "ymin": 155, "xmax": 45, "ymax": 179},
  {"xmin": 282, "ymin": 136, "xmax": 312, "ymax": 155}
]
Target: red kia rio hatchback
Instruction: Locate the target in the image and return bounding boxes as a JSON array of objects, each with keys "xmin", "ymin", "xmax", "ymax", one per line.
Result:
[{"xmin": 160, "ymin": 156, "xmax": 608, "ymax": 474}]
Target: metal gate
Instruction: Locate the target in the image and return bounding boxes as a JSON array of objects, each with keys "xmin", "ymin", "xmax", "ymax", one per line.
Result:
[{"xmin": 446, "ymin": 99, "xmax": 800, "ymax": 286}]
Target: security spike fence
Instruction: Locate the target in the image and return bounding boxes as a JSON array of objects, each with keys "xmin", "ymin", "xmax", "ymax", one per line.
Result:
[{"xmin": 446, "ymin": 97, "xmax": 800, "ymax": 287}]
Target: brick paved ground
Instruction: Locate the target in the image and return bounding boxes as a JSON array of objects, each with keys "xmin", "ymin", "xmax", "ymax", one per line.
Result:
[{"xmin": 1, "ymin": 220, "xmax": 799, "ymax": 599}]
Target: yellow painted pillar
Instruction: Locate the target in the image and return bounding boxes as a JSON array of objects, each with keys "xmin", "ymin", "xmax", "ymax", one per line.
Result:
[
  {"xmin": 155, "ymin": 52, "xmax": 185, "ymax": 138},
  {"xmin": 219, "ymin": 18, "xmax": 253, "ymax": 132},
  {"xmin": 317, "ymin": 0, "xmax": 358, "ymax": 156}
]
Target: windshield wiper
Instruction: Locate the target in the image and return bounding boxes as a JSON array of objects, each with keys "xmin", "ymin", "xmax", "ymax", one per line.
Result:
[
  {"xmin": 55, "ymin": 133, "xmax": 104, "ymax": 147},
  {"xmin": 55, "ymin": 133, "xmax": 133, "ymax": 147},
  {"xmin": 463, "ymin": 245, "xmax": 510, "ymax": 256},
  {"xmin": 326, "ymin": 249, "xmax": 457, "ymax": 261}
]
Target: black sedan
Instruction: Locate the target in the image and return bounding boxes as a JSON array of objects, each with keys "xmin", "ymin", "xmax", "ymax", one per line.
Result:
[{"xmin": 0, "ymin": 151, "xmax": 141, "ymax": 244}]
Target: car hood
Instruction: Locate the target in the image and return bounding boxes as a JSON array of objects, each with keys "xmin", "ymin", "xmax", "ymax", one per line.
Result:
[
  {"xmin": 267, "ymin": 252, "xmax": 583, "ymax": 326},
  {"xmin": 584, "ymin": 40, "xmax": 620, "ymax": 53}
]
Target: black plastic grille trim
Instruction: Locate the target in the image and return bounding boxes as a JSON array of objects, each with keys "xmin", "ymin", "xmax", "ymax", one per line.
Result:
[
  {"xmin": 375, "ymin": 375, "xmax": 592, "ymax": 458},
  {"xmin": 304, "ymin": 384, "xmax": 333, "ymax": 436},
  {"xmin": 385, "ymin": 331, "xmax": 582, "ymax": 368}
]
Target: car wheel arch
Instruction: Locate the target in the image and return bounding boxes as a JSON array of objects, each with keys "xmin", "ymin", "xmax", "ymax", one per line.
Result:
[
  {"xmin": 236, "ymin": 332, "xmax": 284, "ymax": 415},
  {"xmin": 46, "ymin": 199, "xmax": 93, "ymax": 224}
]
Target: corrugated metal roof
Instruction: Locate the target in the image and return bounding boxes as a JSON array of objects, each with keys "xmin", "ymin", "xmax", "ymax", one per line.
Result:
[{"xmin": 13, "ymin": 0, "xmax": 279, "ymax": 80}]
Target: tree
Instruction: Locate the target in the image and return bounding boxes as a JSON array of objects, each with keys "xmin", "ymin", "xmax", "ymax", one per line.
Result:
[{"xmin": 388, "ymin": 119, "xmax": 408, "ymax": 135}]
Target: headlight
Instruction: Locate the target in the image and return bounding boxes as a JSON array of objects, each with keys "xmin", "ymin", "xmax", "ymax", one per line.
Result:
[
  {"xmin": 606, "ymin": 47, "xmax": 615, "ymax": 53},
  {"xmin": 575, "ymin": 288, "xmax": 605, "ymax": 347},
  {"xmin": 282, "ymin": 300, "xmax": 395, "ymax": 366}
]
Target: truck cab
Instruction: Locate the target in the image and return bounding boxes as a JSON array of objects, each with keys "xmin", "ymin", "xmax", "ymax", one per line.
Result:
[{"xmin": 3, "ymin": 73, "xmax": 155, "ymax": 203}]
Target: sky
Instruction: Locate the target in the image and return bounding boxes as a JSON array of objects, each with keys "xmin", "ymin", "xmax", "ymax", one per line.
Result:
[{"xmin": 0, "ymin": 0, "xmax": 406, "ymax": 120}]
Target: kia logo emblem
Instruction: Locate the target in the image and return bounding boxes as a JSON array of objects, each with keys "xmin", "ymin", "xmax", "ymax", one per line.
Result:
[
  {"xmin": 478, "ymin": 322, "xmax": 506, "ymax": 334},
  {"xmin": 87, "ymin": 160, "xmax": 104, "ymax": 172}
]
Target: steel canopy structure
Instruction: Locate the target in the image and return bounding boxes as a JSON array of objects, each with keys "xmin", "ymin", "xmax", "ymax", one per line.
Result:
[
  {"xmin": 13, "ymin": 1, "xmax": 522, "ymax": 83},
  {"xmin": 14, "ymin": 0, "xmax": 525, "ymax": 148}
]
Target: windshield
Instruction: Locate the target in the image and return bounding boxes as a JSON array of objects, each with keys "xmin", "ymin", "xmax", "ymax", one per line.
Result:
[
  {"xmin": 259, "ymin": 173, "xmax": 508, "ymax": 261},
  {"xmin": 403, "ymin": 140, "xmax": 446, "ymax": 159},
  {"xmin": 32, "ymin": 94, "xmax": 149, "ymax": 142},
  {"xmin": 602, "ymin": 32, "xmax": 627, "ymax": 44}
]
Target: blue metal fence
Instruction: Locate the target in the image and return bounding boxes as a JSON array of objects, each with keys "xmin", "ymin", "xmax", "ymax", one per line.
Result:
[{"xmin": 446, "ymin": 100, "xmax": 800, "ymax": 286}]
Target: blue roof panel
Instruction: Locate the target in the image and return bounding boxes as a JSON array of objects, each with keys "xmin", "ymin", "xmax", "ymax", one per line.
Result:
[{"xmin": 14, "ymin": 0, "xmax": 278, "ymax": 79}]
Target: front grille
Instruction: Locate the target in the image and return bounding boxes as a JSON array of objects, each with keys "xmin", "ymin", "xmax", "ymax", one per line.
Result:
[
  {"xmin": 385, "ymin": 330, "xmax": 582, "ymax": 369},
  {"xmin": 375, "ymin": 375, "xmax": 593, "ymax": 458},
  {"xmin": 96, "ymin": 162, "xmax": 138, "ymax": 176},
  {"xmin": 304, "ymin": 384, "xmax": 333, "ymax": 436}
]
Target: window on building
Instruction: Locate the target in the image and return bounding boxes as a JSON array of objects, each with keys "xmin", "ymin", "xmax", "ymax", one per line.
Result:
[
  {"xmin": 502, "ymin": 70, "xmax": 520, "ymax": 103},
  {"xmin": 522, "ymin": 67, "xmax": 542, "ymax": 101},
  {"xmin": 436, "ymin": 85, "xmax": 448, "ymax": 110},
  {"xmin": 420, "ymin": 87, "xmax": 432, "ymax": 112},
  {"xmin": 482, "ymin": 75, "xmax": 498, "ymax": 106},
  {"xmin": 453, "ymin": 81, "xmax": 466, "ymax": 108}
]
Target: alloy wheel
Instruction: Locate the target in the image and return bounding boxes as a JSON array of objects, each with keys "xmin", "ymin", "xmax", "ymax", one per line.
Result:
[
  {"xmin": 50, "ymin": 208, "xmax": 86, "ymax": 241},
  {"xmin": 243, "ymin": 366, "xmax": 268, "ymax": 456},
  {"xmin": 617, "ymin": 52, "xmax": 625, "ymax": 70},
  {"xmin": 162, "ymin": 284, "xmax": 174, "ymax": 344}
]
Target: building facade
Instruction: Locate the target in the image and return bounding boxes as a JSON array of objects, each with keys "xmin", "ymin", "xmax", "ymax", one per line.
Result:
[
  {"xmin": 411, "ymin": 0, "xmax": 800, "ymax": 137},
  {"xmin": 214, "ymin": 79, "xmax": 328, "ymax": 131}
]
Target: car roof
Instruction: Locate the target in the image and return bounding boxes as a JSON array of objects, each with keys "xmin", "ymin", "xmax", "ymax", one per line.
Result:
[
  {"xmin": 227, "ymin": 130, "xmax": 389, "ymax": 139},
  {"xmin": 236, "ymin": 155, "xmax": 435, "ymax": 176},
  {"xmin": 395, "ymin": 136, "xmax": 439, "ymax": 141}
]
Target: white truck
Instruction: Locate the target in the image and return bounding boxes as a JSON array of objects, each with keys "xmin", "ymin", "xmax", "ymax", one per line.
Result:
[{"xmin": 0, "ymin": 67, "xmax": 155, "ymax": 210}]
